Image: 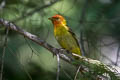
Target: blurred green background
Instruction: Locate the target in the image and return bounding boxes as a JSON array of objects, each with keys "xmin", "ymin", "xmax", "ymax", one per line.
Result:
[{"xmin": 0, "ymin": 0, "xmax": 120, "ymax": 80}]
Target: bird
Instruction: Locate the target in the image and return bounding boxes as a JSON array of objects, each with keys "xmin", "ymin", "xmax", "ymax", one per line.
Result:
[{"xmin": 49, "ymin": 14, "xmax": 81, "ymax": 58}]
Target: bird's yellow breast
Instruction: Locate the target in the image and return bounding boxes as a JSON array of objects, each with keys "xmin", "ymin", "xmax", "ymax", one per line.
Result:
[{"xmin": 54, "ymin": 26, "xmax": 81, "ymax": 56}]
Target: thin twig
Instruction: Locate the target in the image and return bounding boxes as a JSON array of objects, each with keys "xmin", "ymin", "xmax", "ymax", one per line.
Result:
[
  {"xmin": 80, "ymin": 32, "xmax": 86, "ymax": 56},
  {"xmin": 101, "ymin": 53, "xmax": 115, "ymax": 65},
  {"xmin": 79, "ymin": 0, "xmax": 89, "ymax": 56},
  {"xmin": 115, "ymin": 44, "xmax": 120, "ymax": 66},
  {"xmin": 89, "ymin": 40, "xmax": 116, "ymax": 65},
  {"xmin": 24, "ymin": 37, "xmax": 34, "ymax": 61},
  {"xmin": 0, "ymin": 19, "xmax": 72, "ymax": 62},
  {"xmin": 7, "ymin": 46, "xmax": 33, "ymax": 80},
  {"xmin": 56, "ymin": 54, "xmax": 60, "ymax": 80},
  {"xmin": 0, "ymin": 19, "xmax": 120, "ymax": 79},
  {"xmin": 100, "ymin": 41, "xmax": 117, "ymax": 47},
  {"xmin": 13, "ymin": 0, "xmax": 60, "ymax": 22},
  {"xmin": 62, "ymin": 69, "xmax": 73, "ymax": 80},
  {"xmin": 62, "ymin": 0, "xmax": 78, "ymax": 14},
  {"xmin": 24, "ymin": 36, "xmax": 43, "ymax": 57},
  {"xmin": 0, "ymin": 0, "xmax": 6, "ymax": 10},
  {"xmin": 44, "ymin": 27, "xmax": 50, "ymax": 41},
  {"xmin": 0, "ymin": 26, "xmax": 9, "ymax": 80},
  {"xmin": 74, "ymin": 66, "xmax": 81, "ymax": 80}
]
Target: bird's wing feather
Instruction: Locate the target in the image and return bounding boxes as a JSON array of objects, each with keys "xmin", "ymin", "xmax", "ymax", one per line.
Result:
[{"xmin": 67, "ymin": 27, "xmax": 80, "ymax": 48}]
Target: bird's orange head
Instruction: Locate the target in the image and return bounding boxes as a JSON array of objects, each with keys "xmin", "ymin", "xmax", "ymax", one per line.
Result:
[{"xmin": 49, "ymin": 14, "xmax": 66, "ymax": 26}]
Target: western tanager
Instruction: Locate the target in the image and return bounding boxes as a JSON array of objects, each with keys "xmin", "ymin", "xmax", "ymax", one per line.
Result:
[{"xmin": 49, "ymin": 14, "xmax": 81, "ymax": 57}]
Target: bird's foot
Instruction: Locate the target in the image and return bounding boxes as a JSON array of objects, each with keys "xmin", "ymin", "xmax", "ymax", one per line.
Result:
[{"xmin": 52, "ymin": 48, "xmax": 65, "ymax": 58}]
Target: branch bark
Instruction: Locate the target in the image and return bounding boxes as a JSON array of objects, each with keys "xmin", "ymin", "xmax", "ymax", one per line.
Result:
[{"xmin": 0, "ymin": 19, "xmax": 120, "ymax": 80}]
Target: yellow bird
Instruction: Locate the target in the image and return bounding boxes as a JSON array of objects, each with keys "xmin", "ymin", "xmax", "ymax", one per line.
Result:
[{"xmin": 49, "ymin": 14, "xmax": 81, "ymax": 58}]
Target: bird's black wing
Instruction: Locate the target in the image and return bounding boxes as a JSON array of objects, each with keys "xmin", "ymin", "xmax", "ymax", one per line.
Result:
[{"xmin": 67, "ymin": 27, "xmax": 80, "ymax": 47}]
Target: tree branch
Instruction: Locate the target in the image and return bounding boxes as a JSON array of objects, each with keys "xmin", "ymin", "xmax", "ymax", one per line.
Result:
[
  {"xmin": 79, "ymin": 0, "xmax": 89, "ymax": 56},
  {"xmin": 0, "ymin": 19, "xmax": 120, "ymax": 80},
  {"xmin": 0, "ymin": 0, "xmax": 6, "ymax": 10},
  {"xmin": 0, "ymin": 22, "xmax": 9, "ymax": 80},
  {"xmin": 13, "ymin": 0, "xmax": 60, "ymax": 22}
]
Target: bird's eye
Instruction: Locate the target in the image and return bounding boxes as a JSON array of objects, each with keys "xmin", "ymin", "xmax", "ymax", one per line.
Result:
[
  {"xmin": 56, "ymin": 17, "xmax": 59, "ymax": 19},
  {"xmin": 55, "ymin": 17, "xmax": 60, "ymax": 21}
]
